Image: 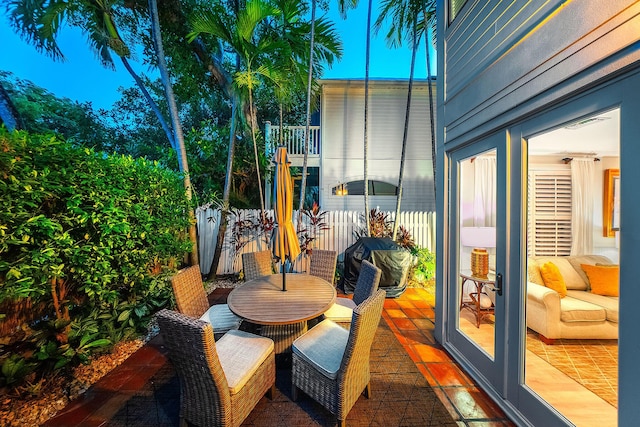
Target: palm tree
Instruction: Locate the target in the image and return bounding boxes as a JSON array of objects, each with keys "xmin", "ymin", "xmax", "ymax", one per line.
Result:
[
  {"xmin": 8, "ymin": 0, "xmax": 200, "ymax": 263},
  {"xmin": 338, "ymin": 0, "xmax": 372, "ymax": 236},
  {"xmin": 148, "ymin": 0, "xmax": 198, "ymax": 265},
  {"xmin": 7, "ymin": 0, "xmax": 177, "ymax": 152},
  {"xmin": 374, "ymin": 0, "xmax": 437, "ymax": 237},
  {"xmin": 189, "ymin": 0, "xmax": 288, "ymax": 222}
]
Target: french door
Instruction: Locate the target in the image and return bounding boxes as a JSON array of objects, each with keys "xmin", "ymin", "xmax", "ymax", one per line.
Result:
[{"xmin": 444, "ymin": 131, "xmax": 509, "ymax": 394}]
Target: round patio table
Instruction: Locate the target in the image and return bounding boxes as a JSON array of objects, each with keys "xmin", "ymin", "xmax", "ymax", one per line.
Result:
[{"xmin": 228, "ymin": 273, "xmax": 336, "ymax": 325}]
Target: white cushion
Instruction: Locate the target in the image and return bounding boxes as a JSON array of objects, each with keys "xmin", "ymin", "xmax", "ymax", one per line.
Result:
[
  {"xmin": 559, "ymin": 297, "xmax": 606, "ymax": 323},
  {"xmin": 216, "ymin": 330, "xmax": 274, "ymax": 394},
  {"xmin": 323, "ymin": 297, "xmax": 356, "ymax": 323},
  {"xmin": 567, "ymin": 290, "xmax": 619, "ymax": 323},
  {"xmin": 292, "ymin": 319, "xmax": 349, "ymax": 379},
  {"xmin": 200, "ymin": 304, "xmax": 242, "ymax": 333}
]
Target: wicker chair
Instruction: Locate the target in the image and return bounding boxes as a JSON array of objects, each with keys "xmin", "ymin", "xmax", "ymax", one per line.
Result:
[
  {"xmin": 323, "ymin": 260, "xmax": 382, "ymax": 324},
  {"xmin": 291, "ymin": 289, "xmax": 386, "ymax": 427},
  {"xmin": 157, "ymin": 309, "xmax": 275, "ymax": 427},
  {"xmin": 171, "ymin": 265, "xmax": 242, "ymax": 340},
  {"xmin": 242, "ymin": 251, "xmax": 273, "ymax": 281},
  {"xmin": 309, "ymin": 249, "xmax": 338, "ymax": 284}
]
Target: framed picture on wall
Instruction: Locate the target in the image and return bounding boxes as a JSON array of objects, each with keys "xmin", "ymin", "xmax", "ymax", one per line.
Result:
[{"xmin": 603, "ymin": 168, "xmax": 620, "ymax": 237}]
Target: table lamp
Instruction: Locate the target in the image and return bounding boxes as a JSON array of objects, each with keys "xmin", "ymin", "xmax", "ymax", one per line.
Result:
[{"xmin": 460, "ymin": 227, "xmax": 496, "ymax": 278}]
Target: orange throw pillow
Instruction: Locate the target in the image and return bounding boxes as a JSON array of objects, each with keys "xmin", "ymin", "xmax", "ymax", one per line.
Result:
[
  {"xmin": 581, "ymin": 264, "xmax": 619, "ymax": 297},
  {"xmin": 539, "ymin": 262, "xmax": 567, "ymax": 298}
]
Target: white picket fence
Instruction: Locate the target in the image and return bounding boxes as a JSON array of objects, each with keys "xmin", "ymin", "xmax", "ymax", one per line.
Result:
[{"xmin": 195, "ymin": 208, "xmax": 436, "ymax": 275}]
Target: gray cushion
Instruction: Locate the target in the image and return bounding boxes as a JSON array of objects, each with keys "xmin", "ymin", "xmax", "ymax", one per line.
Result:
[
  {"xmin": 200, "ymin": 304, "xmax": 242, "ymax": 333},
  {"xmin": 292, "ymin": 319, "xmax": 349, "ymax": 379}
]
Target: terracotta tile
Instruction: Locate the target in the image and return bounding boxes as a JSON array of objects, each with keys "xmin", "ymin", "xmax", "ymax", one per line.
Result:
[
  {"xmin": 123, "ymin": 345, "xmax": 167, "ymax": 367},
  {"xmin": 443, "ymin": 386, "xmax": 506, "ymax": 420},
  {"xmin": 386, "ymin": 308, "xmax": 407, "ymax": 318},
  {"xmin": 404, "ymin": 346, "xmax": 421, "ymax": 363},
  {"xmin": 413, "ymin": 317, "xmax": 435, "ymax": 331},
  {"xmin": 416, "ymin": 362, "xmax": 439, "ymax": 387},
  {"xmin": 401, "ymin": 329, "xmax": 433, "ymax": 345},
  {"xmin": 392, "ymin": 318, "xmax": 418, "ymax": 331},
  {"xmin": 383, "ymin": 299, "xmax": 401, "ymax": 309},
  {"xmin": 402, "ymin": 307, "xmax": 425, "ymax": 319},
  {"xmin": 396, "ymin": 299, "xmax": 417, "ymax": 309},
  {"xmin": 427, "ymin": 363, "xmax": 471, "ymax": 387},
  {"xmin": 411, "ymin": 299, "xmax": 434, "ymax": 309},
  {"xmin": 433, "ymin": 388, "xmax": 462, "ymax": 420},
  {"xmin": 467, "ymin": 421, "xmax": 510, "ymax": 426},
  {"xmin": 413, "ymin": 344, "xmax": 452, "ymax": 363}
]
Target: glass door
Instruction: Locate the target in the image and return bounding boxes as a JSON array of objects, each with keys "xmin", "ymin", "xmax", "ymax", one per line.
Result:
[{"xmin": 445, "ymin": 132, "xmax": 507, "ymax": 391}]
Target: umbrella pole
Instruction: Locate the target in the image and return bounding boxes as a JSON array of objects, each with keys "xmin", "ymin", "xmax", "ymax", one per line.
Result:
[{"xmin": 282, "ymin": 260, "xmax": 287, "ymax": 291}]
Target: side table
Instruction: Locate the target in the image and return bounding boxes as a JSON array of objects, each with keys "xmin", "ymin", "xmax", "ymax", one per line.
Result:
[{"xmin": 459, "ymin": 271, "xmax": 496, "ymax": 328}]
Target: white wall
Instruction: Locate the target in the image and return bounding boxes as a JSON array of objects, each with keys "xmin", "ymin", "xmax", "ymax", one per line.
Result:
[{"xmin": 319, "ymin": 80, "xmax": 436, "ymax": 212}]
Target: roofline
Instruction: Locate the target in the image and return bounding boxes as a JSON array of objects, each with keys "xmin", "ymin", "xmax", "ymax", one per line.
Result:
[{"xmin": 319, "ymin": 77, "xmax": 436, "ymax": 86}]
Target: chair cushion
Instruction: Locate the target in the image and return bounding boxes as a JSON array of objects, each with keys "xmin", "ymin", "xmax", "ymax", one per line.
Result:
[
  {"xmin": 200, "ymin": 304, "xmax": 243, "ymax": 333},
  {"xmin": 323, "ymin": 297, "xmax": 356, "ymax": 323},
  {"xmin": 216, "ymin": 330, "xmax": 274, "ymax": 394},
  {"xmin": 292, "ymin": 319, "xmax": 349, "ymax": 379},
  {"xmin": 559, "ymin": 297, "xmax": 606, "ymax": 323}
]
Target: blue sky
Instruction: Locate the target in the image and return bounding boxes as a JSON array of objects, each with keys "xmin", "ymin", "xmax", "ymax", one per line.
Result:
[{"xmin": 1, "ymin": 4, "xmax": 436, "ymax": 111}]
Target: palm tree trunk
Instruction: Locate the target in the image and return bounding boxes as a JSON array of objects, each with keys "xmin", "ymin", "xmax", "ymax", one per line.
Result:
[
  {"xmin": 210, "ymin": 94, "xmax": 238, "ymax": 278},
  {"xmin": 248, "ymin": 83, "xmax": 266, "ymax": 221},
  {"xmin": 392, "ymin": 18, "xmax": 418, "ymax": 240},
  {"xmin": 210, "ymin": 45, "xmax": 243, "ymax": 279},
  {"xmin": 298, "ymin": 0, "xmax": 316, "ymax": 224},
  {"xmin": 423, "ymin": 11, "xmax": 437, "ymax": 199},
  {"xmin": 119, "ymin": 57, "xmax": 176, "ymax": 152},
  {"xmin": 149, "ymin": 0, "xmax": 198, "ymax": 266},
  {"xmin": 363, "ymin": 0, "xmax": 373, "ymax": 236}
]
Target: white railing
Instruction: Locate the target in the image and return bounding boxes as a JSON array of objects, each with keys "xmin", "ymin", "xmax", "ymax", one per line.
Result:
[
  {"xmin": 196, "ymin": 208, "xmax": 436, "ymax": 275},
  {"xmin": 266, "ymin": 123, "xmax": 321, "ymax": 156}
]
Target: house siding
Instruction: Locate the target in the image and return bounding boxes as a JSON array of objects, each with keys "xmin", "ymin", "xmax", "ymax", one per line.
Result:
[
  {"xmin": 319, "ymin": 80, "xmax": 436, "ymax": 212},
  {"xmin": 438, "ymin": 0, "xmax": 640, "ymax": 425},
  {"xmin": 442, "ymin": 0, "xmax": 640, "ymax": 141}
]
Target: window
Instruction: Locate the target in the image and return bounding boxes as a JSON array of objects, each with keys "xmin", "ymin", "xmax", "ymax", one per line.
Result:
[
  {"xmin": 331, "ymin": 180, "xmax": 398, "ymax": 196},
  {"xmin": 527, "ymin": 169, "xmax": 572, "ymax": 256},
  {"xmin": 449, "ymin": 0, "xmax": 469, "ymax": 24}
]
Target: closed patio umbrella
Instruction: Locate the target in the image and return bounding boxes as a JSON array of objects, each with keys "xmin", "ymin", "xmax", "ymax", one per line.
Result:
[{"xmin": 272, "ymin": 146, "xmax": 301, "ymax": 291}]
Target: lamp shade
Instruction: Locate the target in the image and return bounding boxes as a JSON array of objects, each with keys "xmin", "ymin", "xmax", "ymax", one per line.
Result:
[{"xmin": 460, "ymin": 227, "xmax": 496, "ymax": 248}]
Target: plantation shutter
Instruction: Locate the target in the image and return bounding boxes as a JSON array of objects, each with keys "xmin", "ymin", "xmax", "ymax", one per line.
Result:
[{"xmin": 528, "ymin": 170, "xmax": 572, "ymax": 257}]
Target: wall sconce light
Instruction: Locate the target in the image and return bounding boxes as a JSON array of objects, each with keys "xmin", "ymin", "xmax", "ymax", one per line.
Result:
[{"xmin": 335, "ymin": 182, "xmax": 348, "ymax": 196}]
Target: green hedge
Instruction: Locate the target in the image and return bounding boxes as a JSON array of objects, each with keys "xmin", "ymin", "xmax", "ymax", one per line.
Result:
[{"xmin": 0, "ymin": 128, "xmax": 192, "ymax": 388}]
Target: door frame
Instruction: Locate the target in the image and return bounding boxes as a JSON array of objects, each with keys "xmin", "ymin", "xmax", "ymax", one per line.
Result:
[{"xmin": 443, "ymin": 132, "xmax": 508, "ymax": 394}]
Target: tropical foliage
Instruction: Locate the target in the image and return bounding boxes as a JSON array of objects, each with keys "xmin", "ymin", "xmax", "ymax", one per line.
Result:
[{"xmin": 0, "ymin": 128, "xmax": 191, "ymax": 390}]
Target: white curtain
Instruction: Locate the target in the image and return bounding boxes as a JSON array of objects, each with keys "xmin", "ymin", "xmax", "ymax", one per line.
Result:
[
  {"xmin": 570, "ymin": 158, "xmax": 594, "ymax": 255},
  {"xmin": 473, "ymin": 156, "xmax": 497, "ymax": 227}
]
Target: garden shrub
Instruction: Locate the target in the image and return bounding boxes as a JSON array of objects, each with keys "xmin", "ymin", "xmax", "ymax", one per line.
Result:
[{"xmin": 0, "ymin": 128, "xmax": 192, "ymax": 390}]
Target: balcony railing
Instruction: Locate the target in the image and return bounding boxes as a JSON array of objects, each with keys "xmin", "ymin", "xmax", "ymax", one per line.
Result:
[{"xmin": 265, "ymin": 123, "xmax": 320, "ymax": 157}]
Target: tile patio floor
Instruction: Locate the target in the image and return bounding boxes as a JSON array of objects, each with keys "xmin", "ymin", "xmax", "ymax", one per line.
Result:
[{"xmin": 44, "ymin": 287, "xmax": 515, "ymax": 426}]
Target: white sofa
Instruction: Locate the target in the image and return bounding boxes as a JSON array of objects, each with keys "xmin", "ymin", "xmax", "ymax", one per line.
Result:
[{"xmin": 526, "ymin": 255, "xmax": 618, "ymax": 343}]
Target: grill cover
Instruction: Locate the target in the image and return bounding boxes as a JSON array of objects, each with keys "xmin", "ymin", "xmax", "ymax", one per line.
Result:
[{"xmin": 341, "ymin": 237, "xmax": 412, "ymax": 298}]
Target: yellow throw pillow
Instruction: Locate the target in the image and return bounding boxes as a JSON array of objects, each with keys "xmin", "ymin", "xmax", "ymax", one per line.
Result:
[
  {"xmin": 539, "ymin": 262, "xmax": 567, "ymax": 298},
  {"xmin": 581, "ymin": 264, "xmax": 619, "ymax": 297}
]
